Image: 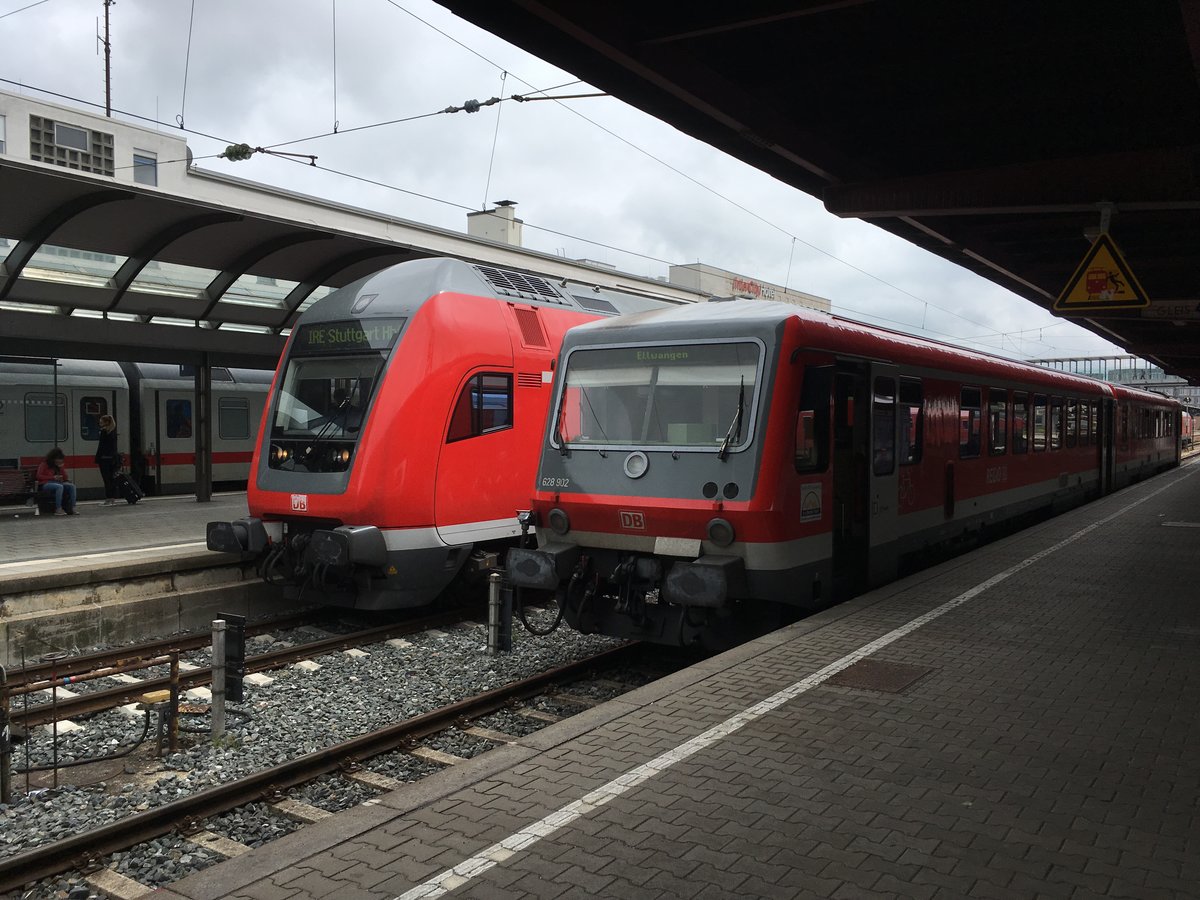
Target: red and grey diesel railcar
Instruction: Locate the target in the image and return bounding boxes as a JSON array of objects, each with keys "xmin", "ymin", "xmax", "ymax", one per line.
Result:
[
  {"xmin": 505, "ymin": 300, "xmax": 1181, "ymax": 649},
  {"xmin": 207, "ymin": 257, "xmax": 682, "ymax": 610}
]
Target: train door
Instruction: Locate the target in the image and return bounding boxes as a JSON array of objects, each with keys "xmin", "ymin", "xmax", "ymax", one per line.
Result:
[
  {"xmin": 73, "ymin": 388, "xmax": 118, "ymax": 495},
  {"xmin": 831, "ymin": 366, "xmax": 864, "ymax": 598},
  {"xmin": 866, "ymin": 364, "xmax": 901, "ymax": 587},
  {"xmin": 1099, "ymin": 398, "xmax": 1115, "ymax": 493},
  {"xmin": 154, "ymin": 388, "xmax": 196, "ymax": 493},
  {"xmin": 831, "ymin": 362, "xmax": 901, "ymax": 599}
]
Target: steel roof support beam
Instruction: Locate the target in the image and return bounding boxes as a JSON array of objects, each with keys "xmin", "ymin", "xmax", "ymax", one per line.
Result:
[
  {"xmin": 104, "ymin": 212, "xmax": 243, "ymax": 315},
  {"xmin": 824, "ymin": 147, "xmax": 1200, "ymax": 218},
  {"xmin": 197, "ymin": 231, "xmax": 334, "ymax": 325},
  {"xmin": 277, "ymin": 247, "xmax": 406, "ymax": 331},
  {"xmin": 0, "ymin": 190, "xmax": 132, "ymax": 303}
]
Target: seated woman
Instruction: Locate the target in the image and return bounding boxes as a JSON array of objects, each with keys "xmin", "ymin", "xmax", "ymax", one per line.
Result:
[{"xmin": 37, "ymin": 447, "xmax": 77, "ymax": 516}]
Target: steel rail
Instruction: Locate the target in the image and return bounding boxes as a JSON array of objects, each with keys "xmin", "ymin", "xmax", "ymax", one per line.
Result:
[
  {"xmin": 8, "ymin": 612, "xmax": 320, "ymax": 685},
  {"xmin": 0, "ymin": 643, "xmax": 638, "ymax": 895},
  {"xmin": 12, "ymin": 607, "xmax": 483, "ymax": 728}
]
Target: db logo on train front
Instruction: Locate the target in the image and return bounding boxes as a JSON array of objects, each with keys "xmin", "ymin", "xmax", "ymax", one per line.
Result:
[
  {"xmin": 619, "ymin": 510, "xmax": 645, "ymax": 530},
  {"xmin": 291, "ymin": 494, "xmax": 308, "ymax": 512}
]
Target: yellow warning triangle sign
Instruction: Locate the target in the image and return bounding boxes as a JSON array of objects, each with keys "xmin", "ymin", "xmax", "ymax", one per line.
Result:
[{"xmin": 1054, "ymin": 233, "xmax": 1148, "ymax": 313}]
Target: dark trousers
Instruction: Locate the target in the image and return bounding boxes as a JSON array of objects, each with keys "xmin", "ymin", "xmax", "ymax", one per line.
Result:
[{"xmin": 98, "ymin": 459, "xmax": 119, "ymax": 499}]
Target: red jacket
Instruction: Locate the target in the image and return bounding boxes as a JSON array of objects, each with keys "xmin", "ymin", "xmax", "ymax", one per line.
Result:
[{"xmin": 36, "ymin": 461, "xmax": 71, "ymax": 486}]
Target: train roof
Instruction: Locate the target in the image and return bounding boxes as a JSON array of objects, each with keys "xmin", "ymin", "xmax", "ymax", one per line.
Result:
[
  {"xmin": 561, "ymin": 299, "xmax": 1180, "ymax": 407},
  {"xmin": 293, "ymin": 257, "xmax": 688, "ymax": 328}
]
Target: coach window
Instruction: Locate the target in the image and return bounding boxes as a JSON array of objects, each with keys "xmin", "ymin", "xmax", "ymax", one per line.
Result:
[
  {"xmin": 1032, "ymin": 394, "xmax": 1047, "ymax": 451},
  {"xmin": 448, "ymin": 373, "xmax": 513, "ymax": 442},
  {"xmin": 795, "ymin": 366, "xmax": 831, "ymax": 473},
  {"xmin": 80, "ymin": 396, "xmax": 109, "ymax": 440},
  {"xmin": 872, "ymin": 377, "xmax": 896, "ymax": 475},
  {"xmin": 24, "ymin": 392, "xmax": 67, "ymax": 442},
  {"xmin": 1066, "ymin": 399, "xmax": 1078, "ymax": 448},
  {"xmin": 959, "ymin": 387, "xmax": 982, "ymax": 459},
  {"xmin": 166, "ymin": 399, "xmax": 193, "ymax": 438},
  {"xmin": 987, "ymin": 389, "xmax": 1007, "ymax": 455},
  {"xmin": 899, "ymin": 378, "xmax": 923, "ymax": 465},
  {"xmin": 1012, "ymin": 392, "xmax": 1029, "ymax": 453},
  {"xmin": 1080, "ymin": 401, "xmax": 1091, "ymax": 446},
  {"xmin": 1049, "ymin": 398, "xmax": 1063, "ymax": 450},
  {"xmin": 219, "ymin": 397, "xmax": 250, "ymax": 440}
]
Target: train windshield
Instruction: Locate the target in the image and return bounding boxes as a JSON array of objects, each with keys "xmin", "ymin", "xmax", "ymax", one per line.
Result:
[
  {"xmin": 554, "ymin": 341, "xmax": 761, "ymax": 450},
  {"xmin": 267, "ymin": 317, "xmax": 404, "ymax": 472}
]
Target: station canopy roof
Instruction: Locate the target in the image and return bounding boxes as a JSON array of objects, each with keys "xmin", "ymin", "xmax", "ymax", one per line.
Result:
[
  {"xmin": 0, "ymin": 158, "xmax": 692, "ymax": 369},
  {"xmin": 439, "ymin": 0, "xmax": 1200, "ymax": 383}
]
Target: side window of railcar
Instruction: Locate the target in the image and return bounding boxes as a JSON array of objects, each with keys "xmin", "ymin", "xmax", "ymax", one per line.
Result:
[
  {"xmin": 1033, "ymin": 395, "xmax": 1047, "ymax": 451},
  {"xmin": 80, "ymin": 396, "xmax": 108, "ymax": 440},
  {"xmin": 987, "ymin": 389, "xmax": 1007, "ymax": 455},
  {"xmin": 1066, "ymin": 399, "xmax": 1078, "ymax": 448},
  {"xmin": 872, "ymin": 377, "xmax": 896, "ymax": 476},
  {"xmin": 1012, "ymin": 392, "xmax": 1029, "ymax": 453},
  {"xmin": 959, "ymin": 387, "xmax": 982, "ymax": 459},
  {"xmin": 794, "ymin": 366, "xmax": 831, "ymax": 473},
  {"xmin": 166, "ymin": 399, "xmax": 193, "ymax": 439},
  {"xmin": 1091, "ymin": 402, "xmax": 1099, "ymax": 443},
  {"xmin": 1049, "ymin": 398, "xmax": 1063, "ymax": 450},
  {"xmin": 218, "ymin": 398, "xmax": 250, "ymax": 440},
  {"xmin": 1079, "ymin": 401, "xmax": 1090, "ymax": 446},
  {"xmin": 448, "ymin": 373, "xmax": 513, "ymax": 442},
  {"xmin": 899, "ymin": 378, "xmax": 922, "ymax": 465},
  {"xmin": 24, "ymin": 392, "xmax": 67, "ymax": 442}
]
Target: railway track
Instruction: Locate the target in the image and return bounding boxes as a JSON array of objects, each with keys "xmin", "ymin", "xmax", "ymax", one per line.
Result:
[
  {"xmin": 0, "ymin": 642, "xmax": 643, "ymax": 897},
  {"xmin": 6, "ymin": 606, "xmax": 484, "ymax": 728}
]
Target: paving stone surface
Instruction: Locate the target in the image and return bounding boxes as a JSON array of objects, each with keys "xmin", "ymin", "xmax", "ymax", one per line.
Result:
[{"xmin": 160, "ymin": 465, "xmax": 1200, "ymax": 898}]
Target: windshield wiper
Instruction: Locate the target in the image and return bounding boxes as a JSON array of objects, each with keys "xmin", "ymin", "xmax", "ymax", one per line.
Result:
[
  {"xmin": 717, "ymin": 376, "xmax": 746, "ymax": 461},
  {"xmin": 554, "ymin": 398, "xmax": 570, "ymax": 456}
]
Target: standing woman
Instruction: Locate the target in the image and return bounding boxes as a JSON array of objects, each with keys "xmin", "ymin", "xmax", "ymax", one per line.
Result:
[
  {"xmin": 95, "ymin": 414, "xmax": 120, "ymax": 506},
  {"xmin": 37, "ymin": 448, "xmax": 77, "ymax": 515}
]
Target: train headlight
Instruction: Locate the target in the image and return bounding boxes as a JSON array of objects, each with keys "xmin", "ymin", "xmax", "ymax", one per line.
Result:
[
  {"xmin": 269, "ymin": 445, "xmax": 291, "ymax": 463},
  {"xmin": 706, "ymin": 517, "xmax": 735, "ymax": 547},
  {"xmin": 623, "ymin": 451, "xmax": 649, "ymax": 479},
  {"xmin": 338, "ymin": 449, "xmax": 351, "ymax": 464},
  {"xmin": 548, "ymin": 507, "xmax": 570, "ymax": 535}
]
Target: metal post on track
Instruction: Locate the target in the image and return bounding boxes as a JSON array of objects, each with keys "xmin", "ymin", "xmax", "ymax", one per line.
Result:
[
  {"xmin": 487, "ymin": 572, "xmax": 513, "ymax": 655},
  {"xmin": 1, "ymin": 664, "xmax": 11, "ymax": 805},
  {"xmin": 212, "ymin": 620, "xmax": 226, "ymax": 740},
  {"xmin": 168, "ymin": 654, "xmax": 181, "ymax": 753}
]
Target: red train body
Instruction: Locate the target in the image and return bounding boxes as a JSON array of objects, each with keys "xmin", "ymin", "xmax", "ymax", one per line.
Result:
[
  {"xmin": 506, "ymin": 300, "xmax": 1181, "ymax": 648},
  {"xmin": 207, "ymin": 258, "xmax": 680, "ymax": 609}
]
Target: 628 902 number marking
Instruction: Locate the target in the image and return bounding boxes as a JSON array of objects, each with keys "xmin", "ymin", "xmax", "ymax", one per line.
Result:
[{"xmin": 541, "ymin": 476, "xmax": 571, "ymax": 488}]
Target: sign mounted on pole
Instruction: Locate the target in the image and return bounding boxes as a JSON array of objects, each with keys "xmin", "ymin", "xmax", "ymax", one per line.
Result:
[{"xmin": 1053, "ymin": 233, "xmax": 1148, "ymax": 313}]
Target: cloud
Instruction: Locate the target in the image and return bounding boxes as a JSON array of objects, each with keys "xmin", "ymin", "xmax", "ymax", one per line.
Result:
[{"xmin": 0, "ymin": 0, "xmax": 1127, "ymax": 360}]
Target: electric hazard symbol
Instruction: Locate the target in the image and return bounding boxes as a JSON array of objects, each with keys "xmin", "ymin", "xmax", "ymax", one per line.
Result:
[{"xmin": 1053, "ymin": 233, "xmax": 1148, "ymax": 313}]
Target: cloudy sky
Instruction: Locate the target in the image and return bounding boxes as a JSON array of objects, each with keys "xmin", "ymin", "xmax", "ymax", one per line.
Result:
[{"xmin": 1, "ymin": 0, "xmax": 1127, "ymax": 359}]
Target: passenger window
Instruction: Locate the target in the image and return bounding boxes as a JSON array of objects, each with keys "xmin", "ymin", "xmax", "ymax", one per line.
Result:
[
  {"xmin": 959, "ymin": 387, "xmax": 981, "ymax": 459},
  {"xmin": 25, "ymin": 392, "xmax": 67, "ymax": 442},
  {"xmin": 795, "ymin": 366, "xmax": 831, "ymax": 473},
  {"xmin": 448, "ymin": 373, "xmax": 513, "ymax": 442},
  {"xmin": 1012, "ymin": 392, "xmax": 1029, "ymax": 454},
  {"xmin": 166, "ymin": 399, "xmax": 193, "ymax": 439},
  {"xmin": 80, "ymin": 396, "xmax": 108, "ymax": 441},
  {"xmin": 1080, "ymin": 401, "xmax": 1090, "ymax": 446},
  {"xmin": 1091, "ymin": 402, "xmax": 1099, "ymax": 443},
  {"xmin": 872, "ymin": 377, "xmax": 896, "ymax": 476},
  {"xmin": 899, "ymin": 378, "xmax": 923, "ymax": 465},
  {"xmin": 988, "ymin": 389, "xmax": 1007, "ymax": 455},
  {"xmin": 1066, "ymin": 399, "xmax": 1078, "ymax": 448},
  {"xmin": 1050, "ymin": 398, "xmax": 1063, "ymax": 450},
  {"xmin": 1033, "ymin": 395, "xmax": 1047, "ymax": 451},
  {"xmin": 219, "ymin": 397, "xmax": 250, "ymax": 440}
]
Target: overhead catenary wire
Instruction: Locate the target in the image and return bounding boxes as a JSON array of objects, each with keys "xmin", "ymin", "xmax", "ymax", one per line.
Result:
[
  {"xmin": 177, "ymin": 0, "xmax": 196, "ymax": 129},
  {"xmin": 0, "ymin": 0, "xmax": 52, "ymax": 21}
]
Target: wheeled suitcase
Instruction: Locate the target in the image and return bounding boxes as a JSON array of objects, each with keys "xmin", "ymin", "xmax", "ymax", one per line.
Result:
[{"xmin": 114, "ymin": 471, "xmax": 144, "ymax": 505}]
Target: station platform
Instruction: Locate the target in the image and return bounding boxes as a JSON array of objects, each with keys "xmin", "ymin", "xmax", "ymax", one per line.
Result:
[
  {"xmin": 140, "ymin": 460, "xmax": 1200, "ymax": 900},
  {"xmin": 0, "ymin": 493, "xmax": 262, "ymax": 666},
  {"xmin": 0, "ymin": 491, "xmax": 249, "ymax": 572}
]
